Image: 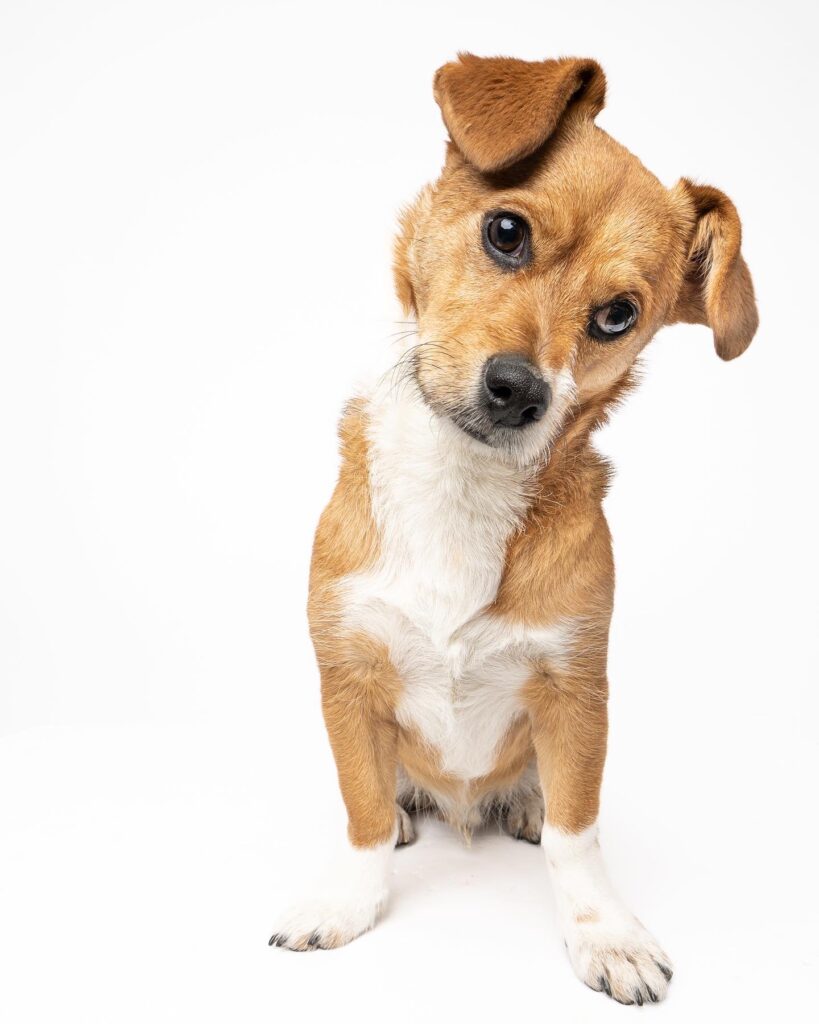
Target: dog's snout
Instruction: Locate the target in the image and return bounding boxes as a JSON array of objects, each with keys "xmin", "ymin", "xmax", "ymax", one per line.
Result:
[{"xmin": 482, "ymin": 355, "xmax": 550, "ymax": 428}]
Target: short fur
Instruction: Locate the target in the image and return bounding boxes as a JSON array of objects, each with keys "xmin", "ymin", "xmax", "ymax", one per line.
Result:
[{"xmin": 271, "ymin": 54, "xmax": 757, "ymax": 1006}]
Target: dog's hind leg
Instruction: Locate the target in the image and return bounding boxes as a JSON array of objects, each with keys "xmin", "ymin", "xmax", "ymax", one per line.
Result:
[
  {"xmin": 503, "ymin": 776, "xmax": 545, "ymax": 844},
  {"xmin": 395, "ymin": 801, "xmax": 415, "ymax": 846}
]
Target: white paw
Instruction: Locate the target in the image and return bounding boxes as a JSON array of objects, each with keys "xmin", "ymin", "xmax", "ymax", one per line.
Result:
[
  {"xmin": 269, "ymin": 889, "xmax": 385, "ymax": 950},
  {"xmin": 270, "ymin": 832, "xmax": 395, "ymax": 951},
  {"xmin": 566, "ymin": 911, "xmax": 673, "ymax": 1005}
]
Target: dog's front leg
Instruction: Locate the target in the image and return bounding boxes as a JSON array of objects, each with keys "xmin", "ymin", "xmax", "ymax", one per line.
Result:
[
  {"xmin": 526, "ymin": 670, "xmax": 674, "ymax": 1004},
  {"xmin": 270, "ymin": 645, "xmax": 404, "ymax": 951}
]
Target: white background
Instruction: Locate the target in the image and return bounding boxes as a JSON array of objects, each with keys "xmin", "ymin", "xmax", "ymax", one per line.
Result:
[{"xmin": 1, "ymin": 1, "xmax": 817, "ymax": 1020}]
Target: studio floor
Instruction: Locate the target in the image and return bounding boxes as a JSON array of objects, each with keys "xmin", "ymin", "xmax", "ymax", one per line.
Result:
[{"xmin": 2, "ymin": 722, "xmax": 814, "ymax": 1023}]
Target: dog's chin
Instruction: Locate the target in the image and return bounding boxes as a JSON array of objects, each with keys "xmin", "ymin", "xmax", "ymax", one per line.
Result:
[{"xmin": 446, "ymin": 408, "xmax": 556, "ymax": 466}]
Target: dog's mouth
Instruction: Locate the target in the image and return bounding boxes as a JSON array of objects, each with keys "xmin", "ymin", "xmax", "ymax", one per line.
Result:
[
  {"xmin": 450, "ymin": 409, "xmax": 547, "ymax": 450},
  {"xmin": 456, "ymin": 419, "xmax": 492, "ymax": 444},
  {"xmin": 412, "ymin": 375, "xmax": 500, "ymax": 446},
  {"xmin": 426, "ymin": 389, "xmax": 554, "ymax": 458},
  {"xmin": 449, "ymin": 410, "xmax": 502, "ymax": 446},
  {"xmin": 421, "ymin": 380, "xmax": 551, "ymax": 450}
]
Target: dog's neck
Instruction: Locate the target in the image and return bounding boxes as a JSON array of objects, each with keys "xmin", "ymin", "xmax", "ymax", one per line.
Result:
[{"xmin": 531, "ymin": 372, "xmax": 633, "ymax": 498}]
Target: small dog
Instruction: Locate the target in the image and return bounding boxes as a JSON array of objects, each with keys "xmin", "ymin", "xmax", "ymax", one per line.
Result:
[{"xmin": 270, "ymin": 54, "xmax": 757, "ymax": 1005}]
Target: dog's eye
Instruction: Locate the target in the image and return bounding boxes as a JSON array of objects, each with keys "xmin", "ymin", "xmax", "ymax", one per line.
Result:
[
  {"xmin": 483, "ymin": 212, "xmax": 530, "ymax": 267},
  {"xmin": 589, "ymin": 300, "xmax": 638, "ymax": 340},
  {"xmin": 487, "ymin": 214, "xmax": 525, "ymax": 254}
]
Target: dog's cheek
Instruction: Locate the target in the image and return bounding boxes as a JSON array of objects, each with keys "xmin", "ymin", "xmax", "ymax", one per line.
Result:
[
  {"xmin": 573, "ymin": 329, "xmax": 648, "ymax": 401},
  {"xmin": 414, "ymin": 339, "xmax": 478, "ymax": 411}
]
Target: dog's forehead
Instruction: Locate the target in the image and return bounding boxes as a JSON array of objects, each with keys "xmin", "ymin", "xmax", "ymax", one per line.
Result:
[
  {"xmin": 533, "ymin": 126, "xmax": 672, "ymax": 243},
  {"xmin": 444, "ymin": 123, "xmax": 675, "ymax": 256},
  {"xmin": 535, "ymin": 124, "xmax": 662, "ymax": 200}
]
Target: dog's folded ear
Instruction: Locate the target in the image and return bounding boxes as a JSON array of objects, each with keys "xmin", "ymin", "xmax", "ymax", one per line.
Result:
[
  {"xmin": 671, "ymin": 181, "xmax": 759, "ymax": 360},
  {"xmin": 433, "ymin": 53, "xmax": 606, "ymax": 173}
]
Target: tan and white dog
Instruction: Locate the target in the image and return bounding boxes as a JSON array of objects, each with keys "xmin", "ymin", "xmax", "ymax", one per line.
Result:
[{"xmin": 270, "ymin": 54, "xmax": 757, "ymax": 1005}]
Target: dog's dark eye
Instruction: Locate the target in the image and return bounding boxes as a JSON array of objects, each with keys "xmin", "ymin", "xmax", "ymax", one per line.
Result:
[
  {"xmin": 483, "ymin": 212, "xmax": 530, "ymax": 268},
  {"xmin": 487, "ymin": 214, "xmax": 525, "ymax": 254},
  {"xmin": 589, "ymin": 299, "xmax": 638, "ymax": 340}
]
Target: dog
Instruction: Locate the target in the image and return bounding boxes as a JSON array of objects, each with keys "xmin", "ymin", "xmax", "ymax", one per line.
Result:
[{"xmin": 269, "ymin": 54, "xmax": 757, "ymax": 1005}]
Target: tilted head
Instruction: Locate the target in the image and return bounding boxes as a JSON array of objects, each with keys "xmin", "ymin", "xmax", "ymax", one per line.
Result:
[{"xmin": 394, "ymin": 54, "xmax": 758, "ymax": 464}]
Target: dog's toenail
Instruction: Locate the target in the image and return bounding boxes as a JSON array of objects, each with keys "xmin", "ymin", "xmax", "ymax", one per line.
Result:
[
  {"xmin": 634, "ymin": 989, "xmax": 643, "ymax": 1006},
  {"xmin": 600, "ymin": 975, "xmax": 612, "ymax": 997},
  {"xmin": 647, "ymin": 986, "xmax": 658, "ymax": 1002},
  {"xmin": 656, "ymin": 962, "xmax": 673, "ymax": 981},
  {"xmin": 307, "ymin": 932, "xmax": 320, "ymax": 947},
  {"xmin": 268, "ymin": 933, "xmax": 278, "ymax": 946}
]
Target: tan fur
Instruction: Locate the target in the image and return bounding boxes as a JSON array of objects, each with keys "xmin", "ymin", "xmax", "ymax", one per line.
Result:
[
  {"xmin": 308, "ymin": 401, "xmax": 401, "ymax": 848},
  {"xmin": 671, "ymin": 180, "xmax": 758, "ymax": 359},
  {"xmin": 307, "ymin": 54, "xmax": 757, "ymax": 851},
  {"xmin": 318, "ymin": 632, "xmax": 401, "ymax": 847},
  {"xmin": 434, "ymin": 53, "xmax": 605, "ymax": 173}
]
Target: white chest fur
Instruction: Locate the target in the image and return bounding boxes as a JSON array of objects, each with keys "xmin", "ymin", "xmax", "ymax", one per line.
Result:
[{"xmin": 339, "ymin": 381, "xmax": 573, "ymax": 780}]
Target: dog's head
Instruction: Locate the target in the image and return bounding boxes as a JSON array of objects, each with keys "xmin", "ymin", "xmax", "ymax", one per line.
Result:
[{"xmin": 394, "ymin": 54, "xmax": 758, "ymax": 463}]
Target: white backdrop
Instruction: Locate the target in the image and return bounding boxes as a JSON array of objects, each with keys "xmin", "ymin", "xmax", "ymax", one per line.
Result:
[{"xmin": 1, "ymin": 1, "xmax": 817, "ymax": 1020}]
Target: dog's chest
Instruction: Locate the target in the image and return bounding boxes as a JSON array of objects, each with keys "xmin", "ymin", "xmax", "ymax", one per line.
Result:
[{"xmin": 340, "ymin": 387, "xmax": 569, "ymax": 780}]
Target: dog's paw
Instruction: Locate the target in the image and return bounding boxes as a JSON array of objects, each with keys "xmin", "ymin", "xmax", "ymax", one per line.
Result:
[
  {"xmin": 505, "ymin": 794, "xmax": 544, "ymax": 844},
  {"xmin": 269, "ymin": 887, "xmax": 386, "ymax": 951},
  {"xmin": 270, "ymin": 832, "xmax": 396, "ymax": 951},
  {"xmin": 566, "ymin": 912, "xmax": 673, "ymax": 1005},
  {"xmin": 396, "ymin": 803, "xmax": 415, "ymax": 846}
]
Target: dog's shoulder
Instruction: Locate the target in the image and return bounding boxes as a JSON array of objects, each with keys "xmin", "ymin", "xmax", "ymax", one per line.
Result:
[
  {"xmin": 309, "ymin": 398, "xmax": 380, "ymax": 596},
  {"xmin": 496, "ymin": 446, "xmax": 615, "ymax": 625}
]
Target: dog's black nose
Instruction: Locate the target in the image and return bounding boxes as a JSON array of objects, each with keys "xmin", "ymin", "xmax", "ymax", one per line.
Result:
[{"xmin": 482, "ymin": 355, "xmax": 550, "ymax": 428}]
